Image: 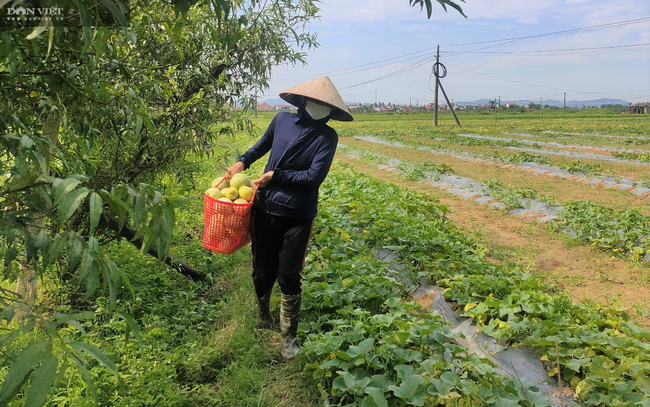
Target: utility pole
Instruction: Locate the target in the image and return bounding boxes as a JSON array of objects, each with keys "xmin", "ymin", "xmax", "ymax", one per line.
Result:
[
  {"xmin": 563, "ymin": 92, "xmax": 566, "ymax": 109},
  {"xmin": 434, "ymin": 45, "xmax": 440, "ymax": 126},
  {"xmin": 540, "ymin": 98, "xmax": 543, "ymax": 115},
  {"xmin": 495, "ymin": 98, "xmax": 498, "ymax": 123}
]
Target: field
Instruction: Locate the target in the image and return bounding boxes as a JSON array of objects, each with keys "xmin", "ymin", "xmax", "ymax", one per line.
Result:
[
  {"xmin": 329, "ymin": 111, "xmax": 650, "ymax": 328},
  {"xmin": 295, "ymin": 109, "xmax": 650, "ymax": 405},
  {"xmin": 3, "ymin": 110, "xmax": 650, "ymax": 406}
]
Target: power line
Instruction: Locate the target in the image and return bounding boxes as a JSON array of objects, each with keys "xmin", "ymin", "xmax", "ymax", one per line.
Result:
[
  {"xmin": 338, "ymin": 56, "xmax": 435, "ymax": 90},
  {"xmin": 442, "ymin": 17, "xmax": 650, "ymax": 49},
  {"xmin": 271, "ymin": 16, "xmax": 650, "ymax": 84},
  {"xmin": 444, "ymin": 60, "xmax": 649, "ymax": 96},
  {"xmin": 457, "ymin": 43, "xmax": 650, "ymax": 55}
]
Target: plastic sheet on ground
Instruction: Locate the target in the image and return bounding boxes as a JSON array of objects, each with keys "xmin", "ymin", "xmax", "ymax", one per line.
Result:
[
  {"xmin": 411, "ymin": 284, "xmax": 577, "ymax": 406},
  {"xmin": 342, "ymin": 144, "xmax": 649, "ymax": 261},
  {"xmin": 376, "ymin": 247, "xmax": 578, "ymax": 406},
  {"xmin": 353, "ymin": 136, "xmax": 650, "ymax": 197},
  {"xmin": 457, "ymin": 133, "xmax": 649, "ymax": 155},
  {"xmin": 343, "ymin": 143, "xmax": 564, "ymax": 223},
  {"xmin": 423, "ymin": 174, "xmax": 563, "ymax": 222},
  {"xmin": 508, "ymin": 146, "xmax": 649, "ymax": 166},
  {"xmin": 538, "ymin": 131, "xmax": 650, "ymax": 141}
]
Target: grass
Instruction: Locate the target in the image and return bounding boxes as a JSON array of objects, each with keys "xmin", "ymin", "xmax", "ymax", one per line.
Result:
[{"xmin": 3, "ymin": 128, "xmax": 325, "ymax": 405}]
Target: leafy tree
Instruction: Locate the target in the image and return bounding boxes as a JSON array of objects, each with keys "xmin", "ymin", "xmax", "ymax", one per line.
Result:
[
  {"xmin": 410, "ymin": 0, "xmax": 467, "ymax": 18},
  {"xmin": 0, "ymin": 0, "xmax": 467, "ymax": 404},
  {"xmin": 1, "ymin": 0, "xmax": 318, "ymax": 403}
]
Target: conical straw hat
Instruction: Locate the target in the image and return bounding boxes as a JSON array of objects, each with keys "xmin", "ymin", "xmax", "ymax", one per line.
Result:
[{"xmin": 280, "ymin": 76, "xmax": 353, "ymax": 122}]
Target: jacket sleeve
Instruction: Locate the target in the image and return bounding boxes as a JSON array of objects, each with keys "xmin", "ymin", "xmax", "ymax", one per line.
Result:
[
  {"xmin": 272, "ymin": 134, "xmax": 338, "ymax": 188},
  {"xmin": 238, "ymin": 115, "xmax": 277, "ymax": 169}
]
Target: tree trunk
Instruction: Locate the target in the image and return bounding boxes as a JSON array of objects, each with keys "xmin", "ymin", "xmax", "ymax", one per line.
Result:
[
  {"xmin": 16, "ymin": 113, "xmax": 60, "ymax": 306},
  {"xmin": 16, "ymin": 266, "xmax": 37, "ymax": 305}
]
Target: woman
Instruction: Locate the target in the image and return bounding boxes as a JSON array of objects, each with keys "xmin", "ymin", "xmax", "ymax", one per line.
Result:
[{"xmin": 226, "ymin": 76, "xmax": 353, "ymax": 359}]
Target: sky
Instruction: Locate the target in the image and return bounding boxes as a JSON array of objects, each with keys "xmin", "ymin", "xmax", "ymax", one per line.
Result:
[{"xmin": 261, "ymin": 0, "xmax": 650, "ymax": 106}]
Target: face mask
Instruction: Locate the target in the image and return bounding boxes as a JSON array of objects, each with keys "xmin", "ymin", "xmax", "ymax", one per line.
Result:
[{"xmin": 304, "ymin": 99, "xmax": 332, "ymax": 120}]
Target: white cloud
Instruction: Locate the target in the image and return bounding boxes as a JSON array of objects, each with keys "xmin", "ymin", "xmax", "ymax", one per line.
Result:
[{"xmin": 265, "ymin": 0, "xmax": 650, "ymax": 103}]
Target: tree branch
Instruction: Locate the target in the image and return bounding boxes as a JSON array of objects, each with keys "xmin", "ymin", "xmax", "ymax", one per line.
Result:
[{"xmin": 104, "ymin": 214, "xmax": 206, "ymax": 281}]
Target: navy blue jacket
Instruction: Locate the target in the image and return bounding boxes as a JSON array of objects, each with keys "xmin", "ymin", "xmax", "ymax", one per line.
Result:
[{"xmin": 238, "ymin": 110, "xmax": 338, "ymax": 219}]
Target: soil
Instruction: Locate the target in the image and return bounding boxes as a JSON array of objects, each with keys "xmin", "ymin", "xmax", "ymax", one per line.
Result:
[
  {"xmin": 336, "ymin": 154, "xmax": 650, "ymax": 327},
  {"xmin": 396, "ymin": 134, "xmax": 648, "ymax": 181},
  {"xmin": 343, "ymin": 136, "xmax": 650, "ymax": 215}
]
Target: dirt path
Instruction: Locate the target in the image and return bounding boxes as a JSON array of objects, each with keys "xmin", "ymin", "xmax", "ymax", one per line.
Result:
[{"xmin": 336, "ymin": 155, "xmax": 650, "ymax": 327}]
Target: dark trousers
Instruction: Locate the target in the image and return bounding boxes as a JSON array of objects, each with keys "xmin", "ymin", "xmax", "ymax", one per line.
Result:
[{"xmin": 250, "ymin": 206, "xmax": 314, "ymax": 297}]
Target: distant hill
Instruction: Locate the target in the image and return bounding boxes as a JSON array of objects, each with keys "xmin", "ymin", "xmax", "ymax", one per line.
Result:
[{"xmin": 457, "ymin": 98, "xmax": 630, "ymax": 108}]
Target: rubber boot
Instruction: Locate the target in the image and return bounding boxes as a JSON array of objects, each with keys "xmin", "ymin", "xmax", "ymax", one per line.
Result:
[
  {"xmin": 280, "ymin": 293, "xmax": 302, "ymax": 359},
  {"xmin": 256, "ymin": 289, "xmax": 274, "ymax": 328}
]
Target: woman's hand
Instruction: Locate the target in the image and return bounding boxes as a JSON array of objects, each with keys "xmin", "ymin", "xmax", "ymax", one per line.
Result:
[
  {"xmin": 225, "ymin": 161, "xmax": 245, "ymax": 179},
  {"xmin": 253, "ymin": 171, "xmax": 274, "ymax": 188}
]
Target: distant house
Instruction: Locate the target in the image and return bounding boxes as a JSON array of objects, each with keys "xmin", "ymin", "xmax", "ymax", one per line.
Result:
[
  {"xmin": 275, "ymin": 104, "xmax": 291, "ymax": 111},
  {"xmin": 629, "ymin": 102, "xmax": 650, "ymax": 114},
  {"xmin": 348, "ymin": 104, "xmax": 359, "ymax": 109},
  {"xmin": 257, "ymin": 102, "xmax": 273, "ymax": 111}
]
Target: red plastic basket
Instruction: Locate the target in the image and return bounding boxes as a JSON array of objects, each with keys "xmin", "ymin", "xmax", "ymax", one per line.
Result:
[{"xmin": 203, "ymin": 177, "xmax": 256, "ymax": 254}]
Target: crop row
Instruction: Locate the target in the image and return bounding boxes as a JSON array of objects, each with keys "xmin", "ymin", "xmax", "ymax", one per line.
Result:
[
  {"xmin": 303, "ymin": 165, "xmax": 553, "ymax": 406},
  {"xmin": 340, "ymin": 144, "xmax": 650, "ymax": 263},
  {"xmin": 613, "ymin": 151, "xmax": 650, "ymax": 163},
  {"xmin": 334, "ymin": 115, "xmax": 650, "ymax": 142},
  {"xmin": 305, "ymin": 163, "xmax": 650, "ymax": 405},
  {"xmin": 340, "ymin": 144, "xmax": 560, "ymax": 211},
  {"xmin": 356, "ymin": 135, "xmax": 650, "ymax": 193},
  {"xmin": 551, "ymin": 201, "xmax": 650, "ymax": 261},
  {"xmin": 380, "ymin": 134, "xmax": 648, "ymax": 169}
]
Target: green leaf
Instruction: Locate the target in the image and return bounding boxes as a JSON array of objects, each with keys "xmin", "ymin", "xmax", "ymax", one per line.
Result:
[
  {"xmin": 46, "ymin": 25, "xmax": 54, "ymax": 60},
  {"xmin": 0, "ymin": 340, "xmax": 48, "ymax": 405},
  {"xmin": 135, "ymin": 114, "xmax": 143, "ymax": 138},
  {"xmin": 69, "ymin": 341, "xmax": 122, "ymax": 386},
  {"xmin": 368, "ymin": 374, "xmax": 394, "ymax": 389},
  {"xmin": 89, "ymin": 192, "xmax": 102, "ymax": 235},
  {"xmin": 347, "ymin": 338, "xmax": 374, "ymax": 358},
  {"xmin": 393, "ymin": 331, "xmax": 411, "ymax": 346},
  {"xmin": 100, "ymin": 0, "xmax": 127, "ymax": 27},
  {"xmin": 57, "ymin": 187, "xmax": 89, "ymax": 225},
  {"xmin": 94, "ymin": 27, "xmax": 111, "ymax": 61},
  {"xmin": 52, "ymin": 177, "xmax": 82, "ymax": 206},
  {"xmin": 492, "ymin": 396, "xmax": 522, "ymax": 407},
  {"xmin": 0, "ymin": 330, "xmax": 21, "ymax": 348},
  {"xmin": 43, "ymin": 233, "xmax": 66, "ymax": 269},
  {"xmin": 387, "ymin": 369, "xmax": 425, "ymax": 404},
  {"xmin": 425, "ymin": 0, "xmax": 432, "ymax": 18},
  {"xmin": 25, "ymin": 25, "xmax": 47, "ymax": 40},
  {"xmin": 23, "ymin": 355, "xmax": 58, "ymax": 407},
  {"xmin": 119, "ymin": 312, "xmax": 143, "ymax": 346},
  {"xmin": 20, "ymin": 134, "xmax": 34, "ymax": 148},
  {"xmin": 364, "ymin": 387, "xmax": 388, "ymax": 407},
  {"xmin": 68, "ymin": 347, "xmax": 98, "ymax": 403}
]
